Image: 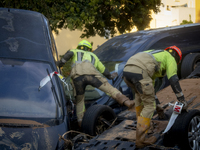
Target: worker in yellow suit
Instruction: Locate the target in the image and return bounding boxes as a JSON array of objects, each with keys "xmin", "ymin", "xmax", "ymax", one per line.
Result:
[
  {"xmin": 57, "ymin": 40, "xmax": 134, "ymax": 127},
  {"xmin": 123, "ymin": 46, "xmax": 188, "ymax": 148}
]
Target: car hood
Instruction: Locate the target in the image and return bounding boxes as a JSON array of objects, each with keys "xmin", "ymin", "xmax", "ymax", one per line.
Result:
[{"xmin": 0, "ymin": 119, "xmax": 66, "ymax": 150}]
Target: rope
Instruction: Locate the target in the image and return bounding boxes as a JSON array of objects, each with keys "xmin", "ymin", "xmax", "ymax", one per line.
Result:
[{"xmin": 59, "ymin": 130, "xmax": 95, "ymax": 148}]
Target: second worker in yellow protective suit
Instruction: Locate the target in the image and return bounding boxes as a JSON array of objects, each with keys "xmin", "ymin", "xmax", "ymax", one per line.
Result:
[
  {"xmin": 123, "ymin": 46, "xmax": 188, "ymax": 148},
  {"xmin": 57, "ymin": 40, "xmax": 134, "ymax": 127}
]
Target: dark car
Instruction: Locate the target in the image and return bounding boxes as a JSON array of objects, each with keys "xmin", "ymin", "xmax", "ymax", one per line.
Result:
[
  {"xmin": 73, "ymin": 24, "xmax": 200, "ymax": 150},
  {"xmin": 73, "ymin": 23, "xmax": 200, "ymax": 135},
  {"xmin": 82, "ymin": 23, "xmax": 200, "ymax": 107},
  {"xmin": 0, "ymin": 8, "xmax": 70, "ymax": 149}
]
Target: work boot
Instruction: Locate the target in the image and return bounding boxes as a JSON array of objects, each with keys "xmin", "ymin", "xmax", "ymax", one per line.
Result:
[
  {"xmin": 156, "ymin": 104, "xmax": 165, "ymax": 119},
  {"xmin": 115, "ymin": 93, "xmax": 135, "ymax": 109},
  {"xmin": 135, "ymin": 105, "xmax": 143, "ymax": 118},
  {"xmin": 136, "ymin": 116, "xmax": 158, "ymax": 148}
]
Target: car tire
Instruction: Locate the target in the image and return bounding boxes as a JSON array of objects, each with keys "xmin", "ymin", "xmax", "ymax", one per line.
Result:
[
  {"xmin": 181, "ymin": 53, "xmax": 200, "ymax": 79},
  {"xmin": 163, "ymin": 109, "xmax": 200, "ymax": 149},
  {"xmin": 81, "ymin": 104, "xmax": 116, "ymax": 136}
]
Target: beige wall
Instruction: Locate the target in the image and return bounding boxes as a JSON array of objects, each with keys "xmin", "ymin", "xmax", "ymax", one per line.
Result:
[
  {"xmin": 53, "ymin": 29, "xmax": 108, "ymax": 56},
  {"xmin": 165, "ymin": 0, "xmax": 195, "ymax": 7}
]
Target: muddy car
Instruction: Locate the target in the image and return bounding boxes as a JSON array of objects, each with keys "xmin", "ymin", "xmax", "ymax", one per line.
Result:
[
  {"xmin": 0, "ymin": 8, "xmax": 69, "ymax": 149},
  {"xmin": 69, "ymin": 23, "xmax": 200, "ymax": 136},
  {"xmin": 72, "ymin": 71, "xmax": 200, "ymax": 150},
  {"xmin": 67, "ymin": 24, "xmax": 200, "ymax": 149}
]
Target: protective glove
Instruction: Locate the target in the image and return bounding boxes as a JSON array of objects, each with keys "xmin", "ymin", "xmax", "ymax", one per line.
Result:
[
  {"xmin": 177, "ymin": 96, "xmax": 188, "ymax": 111},
  {"xmin": 110, "ymin": 72, "xmax": 118, "ymax": 79},
  {"xmin": 56, "ymin": 61, "xmax": 65, "ymax": 68}
]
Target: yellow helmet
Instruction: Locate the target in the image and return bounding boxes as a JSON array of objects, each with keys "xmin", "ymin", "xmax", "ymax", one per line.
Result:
[{"xmin": 77, "ymin": 40, "xmax": 92, "ymax": 51}]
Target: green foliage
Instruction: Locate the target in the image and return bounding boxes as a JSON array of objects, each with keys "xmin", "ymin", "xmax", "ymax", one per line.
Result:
[
  {"xmin": 0, "ymin": 0, "xmax": 161, "ymax": 38},
  {"xmin": 180, "ymin": 20, "xmax": 193, "ymax": 25},
  {"xmin": 180, "ymin": 14, "xmax": 193, "ymax": 25},
  {"xmin": 59, "ymin": 54, "xmax": 72, "ymax": 77},
  {"xmin": 61, "ymin": 61, "xmax": 72, "ymax": 77}
]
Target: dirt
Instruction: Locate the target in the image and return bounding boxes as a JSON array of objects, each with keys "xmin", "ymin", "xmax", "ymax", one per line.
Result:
[
  {"xmin": 0, "ymin": 119, "xmax": 49, "ymax": 128},
  {"xmin": 90, "ymin": 78, "xmax": 200, "ymax": 143},
  {"xmin": 156, "ymin": 78, "xmax": 200, "ymax": 110}
]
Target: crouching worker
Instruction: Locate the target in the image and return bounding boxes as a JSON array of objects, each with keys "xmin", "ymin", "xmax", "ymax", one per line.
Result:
[
  {"xmin": 56, "ymin": 40, "xmax": 134, "ymax": 127},
  {"xmin": 123, "ymin": 46, "xmax": 188, "ymax": 148}
]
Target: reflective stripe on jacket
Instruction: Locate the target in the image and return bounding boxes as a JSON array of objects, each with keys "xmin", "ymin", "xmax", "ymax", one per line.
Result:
[
  {"xmin": 145, "ymin": 50, "xmax": 177, "ymax": 80},
  {"xmin": 70, "ymin": 49, "xmax": 105, "ymax": 73}
]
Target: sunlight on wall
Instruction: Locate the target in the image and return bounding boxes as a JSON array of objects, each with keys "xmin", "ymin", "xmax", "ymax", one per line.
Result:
[
  {"xmin": 53, "ymin": 29, "xmax": 107, "ymax": 56},
  {"xmin": 53, "ymin": 0, "xmax": 198, "ymax": 57}
]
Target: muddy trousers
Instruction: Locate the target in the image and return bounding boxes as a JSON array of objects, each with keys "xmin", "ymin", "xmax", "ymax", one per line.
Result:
[
  {"xmin": 73, "ymin": 75, "xmax": 134, "ymax": 127},
  {"xmin": 123, "ymin": 67, "xmax": 156, "ymax": 118},
  {"xmin": 123, "ymin": 67, "xmax": 158, "ymax": 148}
]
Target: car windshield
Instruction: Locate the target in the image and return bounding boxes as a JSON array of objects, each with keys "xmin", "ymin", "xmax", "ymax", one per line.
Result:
[
  {"xmin": 84, "ymin": 61, "xmax": 123, "ymax": 101},
  {"xmin": 0, "ymin": 58, "xmax": 62, "ymax": 119}
]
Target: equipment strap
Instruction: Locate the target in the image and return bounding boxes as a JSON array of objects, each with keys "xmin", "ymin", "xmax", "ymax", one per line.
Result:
[
  {"xmin": 148, "ymin": 50, "xmax": 163, "ymax": 54},
  {"xmin": 91, "ymin": 55, "xmax": 95, "ymax": 65}
]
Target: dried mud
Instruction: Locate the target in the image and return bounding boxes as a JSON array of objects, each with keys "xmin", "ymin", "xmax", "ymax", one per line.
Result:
[{"xmin": 157, "ymin": 78, "xmax": 200, "ymax": 110}]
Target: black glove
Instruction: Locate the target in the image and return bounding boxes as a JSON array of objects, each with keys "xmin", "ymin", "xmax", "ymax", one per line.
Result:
[
  {"xmin": 103, "ymin": 69, "xmax": 118, "ymax": 80},
  {"xmin": 56, "ymin": 61, "xmax": 65, "ymax": 68},
  {"xmin": 110, "ymin": 72, "xmax": 118, "ymax": 79},
  {"xmin": 177, "ymin": 95, "xmax": 188, "ymax": 111}
]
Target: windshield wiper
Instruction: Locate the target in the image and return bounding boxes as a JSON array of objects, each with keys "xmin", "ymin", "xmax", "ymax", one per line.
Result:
[{"xmin": 46, "ymin": 69, "xmax": 61, "ymax": 108}]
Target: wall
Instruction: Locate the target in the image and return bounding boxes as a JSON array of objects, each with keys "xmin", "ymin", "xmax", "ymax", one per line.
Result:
[
  {"xmin": 178, "ymin": 7, "xmax": 195, "ymax": 23},
  {"xmin": 53, "ymin": 29, "xmax": 108, "ymax": 56},
  {"xmin": 54, "ymin": 0, "xmax": 197, "ymax": 56}
]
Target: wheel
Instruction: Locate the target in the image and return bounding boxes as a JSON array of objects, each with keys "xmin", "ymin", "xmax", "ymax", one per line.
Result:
[
  {"xmin": 163, "ymin": 109, "xmax": 200, "ymax": 150},
  {"xmin": 81, "ymin": 104, "xmax": 116, "ymax": 136},
  {"xmin": 181, "ymin": 53, "xmax": 200, "ymax": 79}
]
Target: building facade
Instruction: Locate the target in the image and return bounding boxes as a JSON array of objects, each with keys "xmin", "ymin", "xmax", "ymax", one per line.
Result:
[{"xmin": 150, "ymin": 0, "xmax": 196, "ymax": 29}]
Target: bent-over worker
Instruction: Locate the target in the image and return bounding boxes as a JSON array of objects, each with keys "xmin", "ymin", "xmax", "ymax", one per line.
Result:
[
  {"xmin": 123, "ymin": 46, "xmax": 188, "ymax": 148},
  {"xmin": 57, "ymin": 40, "xmax": 134, "ymax": 127}
]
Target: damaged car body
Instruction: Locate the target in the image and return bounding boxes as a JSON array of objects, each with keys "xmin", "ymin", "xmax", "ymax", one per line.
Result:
[
  {"xmin": 0, "ymin": 8, "xmax": 69, "ymax": 149},
  {"xmin": 77, "ymin": 22, "xmax": 200, "ymax": 112},
  {"xmin": 72, "ymin": 23, "xmax": 200, "ymax": 150}
]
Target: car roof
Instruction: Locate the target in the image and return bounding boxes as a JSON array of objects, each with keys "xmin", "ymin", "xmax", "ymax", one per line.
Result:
[
  {"xmin": 0, "ymin": 8, "xmax": 54, "ymax": 63},
  {"xmin": 94, "ymin": 23, "xmax": 200, "ymax": 62}
]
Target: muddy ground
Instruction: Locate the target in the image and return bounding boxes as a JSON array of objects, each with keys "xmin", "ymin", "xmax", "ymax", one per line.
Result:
[
  {"xmin": 102, "ymin": 78, "xmax": 200, "ymax": 142},
  {"xmin": 157, "ymin": 78, "xmax": 200, "ymax": 110}
]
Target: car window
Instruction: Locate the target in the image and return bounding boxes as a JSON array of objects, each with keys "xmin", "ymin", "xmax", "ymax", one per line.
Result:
[
  {"xmin": 43, "ymin": 16, "xmax": 59, "ymax": 62},
  {"xmin": 0, "ymin": 58, "xmax": 62, "ymax": 119}
]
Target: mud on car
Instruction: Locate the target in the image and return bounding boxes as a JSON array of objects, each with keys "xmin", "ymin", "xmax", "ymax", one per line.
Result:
[
  {"xmin": 0, "ymin": 8, "xmax": 70, "ymax": 149},
  {"xmin": 65, "ymin": 23, "xmax": 200, "ymax": 131},
  {"xmin": 67, "ymin": 23, "xmax": 200, "ymax": 150}
]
